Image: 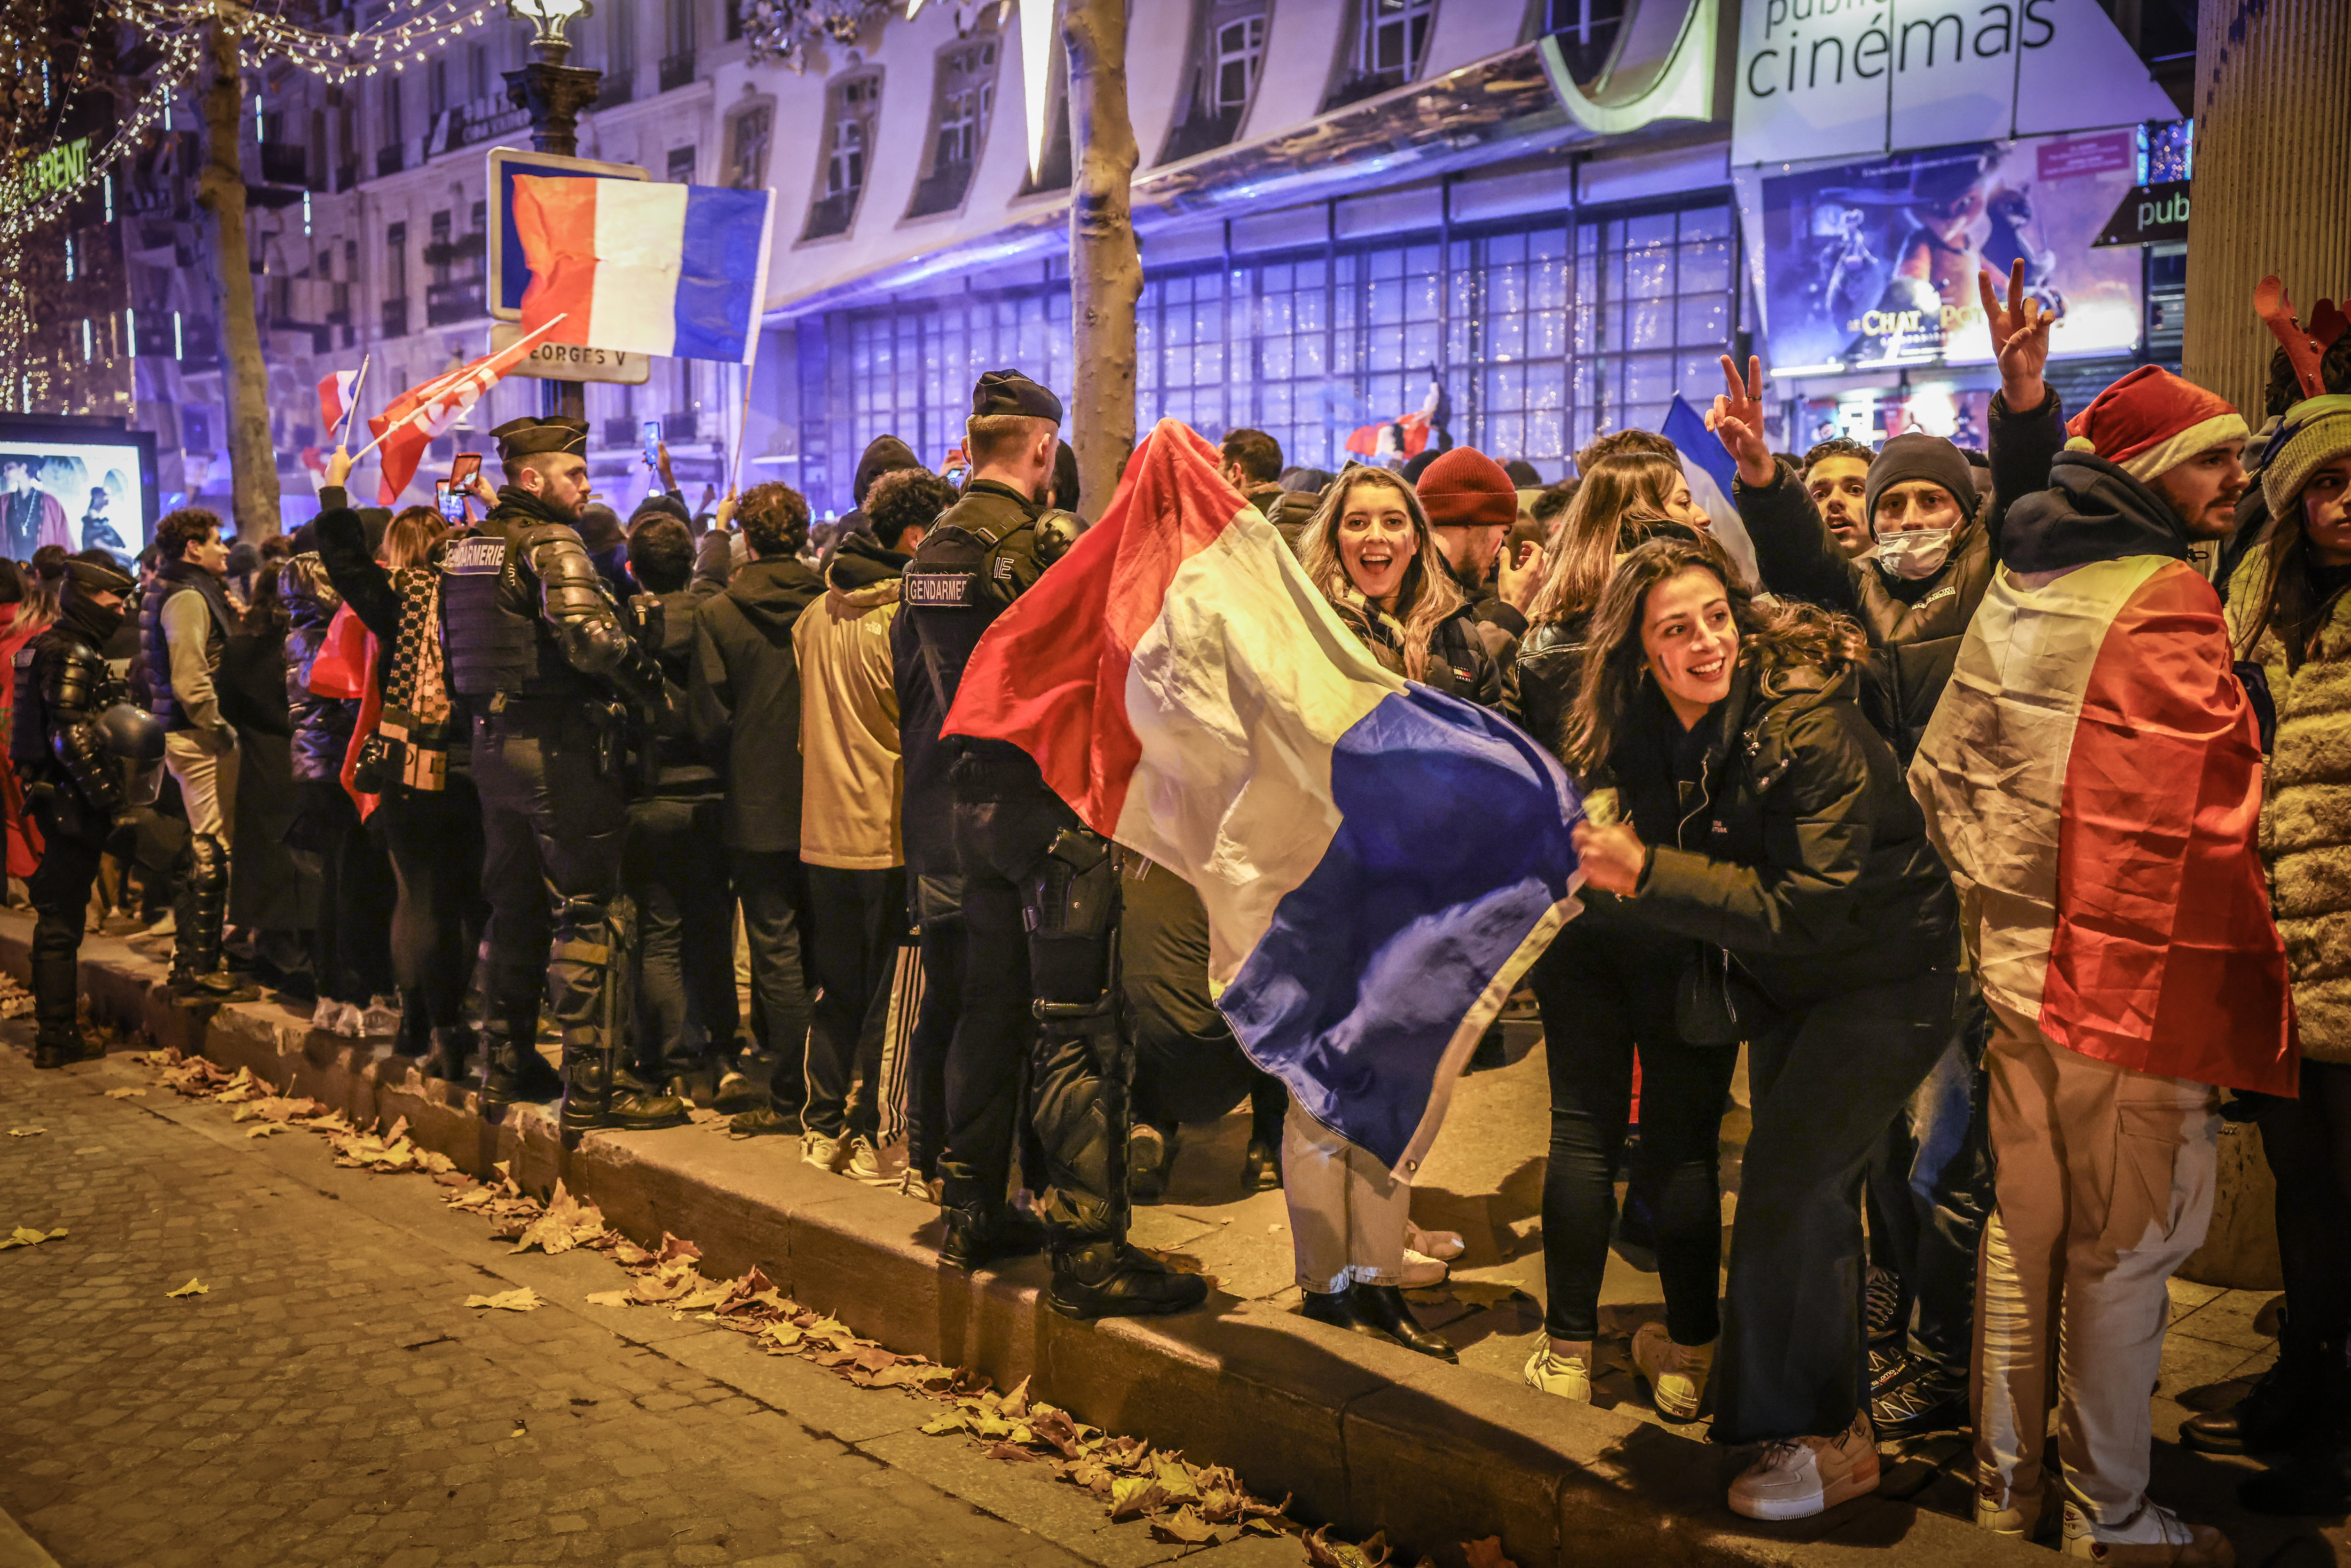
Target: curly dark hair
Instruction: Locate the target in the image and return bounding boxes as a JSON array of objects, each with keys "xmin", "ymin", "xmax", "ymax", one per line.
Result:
[
  {"xmin": 156, "ymin": 506, "xmax": 223, "ymax": 562},
  {"xmin": 1803, "ymin": 435, "xmax": 1875, "ymax": 472},
  {"xmin": 627, "ymin": 514, "xmax": 694, "ymax": 592},
  {"xmin": 1563, "ymin": 533, "xmax": 1869, "ymax": 780},
  {"xmin": 865, "ymin": 467, "xmax": 958, "ymax": 552},
  {"xmin": 737, "ymin": 481, "xmax": 811, "ymax": 560}
]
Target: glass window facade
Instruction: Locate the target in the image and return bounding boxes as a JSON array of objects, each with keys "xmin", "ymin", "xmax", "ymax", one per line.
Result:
[{"xmin": 809, "ymin": 195, "xmax": 1736, "ymax": 510}]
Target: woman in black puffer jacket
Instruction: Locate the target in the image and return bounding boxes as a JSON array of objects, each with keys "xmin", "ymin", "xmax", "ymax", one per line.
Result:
[
  {"xmin": 1514, "ymin": 452, "xmax": 1726, "ymax": 1423},
  {"xmin": 1568, "ymin": 534, "xmax": 1959, "ymax": 1522},
  {"xmin": 281, "ymin": 544, "xmax": 396, "ymax": 1040}
]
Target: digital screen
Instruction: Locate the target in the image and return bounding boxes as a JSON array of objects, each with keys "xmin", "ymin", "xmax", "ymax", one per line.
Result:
[
  {"xmin": 1759, "ymin": 132, "xmax": 2146, "ymax": 376},
  {"xmin": 0, "ymin": 421, "xmax": 158, "ymax": 567}
]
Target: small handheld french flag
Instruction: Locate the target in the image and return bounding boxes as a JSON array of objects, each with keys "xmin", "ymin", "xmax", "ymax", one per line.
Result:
[
  {"xmin": 513, "ymin": 175, "xmax": 775, "ymax": 364},
  {"xmin": 318, "ymin": 369, "xmax": 359, "ymax": 438}
]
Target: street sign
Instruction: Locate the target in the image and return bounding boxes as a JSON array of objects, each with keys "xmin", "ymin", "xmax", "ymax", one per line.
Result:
[
  {"xmin": 489, "ymin": 321, "xmax": 653, "ymax": 383},
  {"xmin": 2093, "ymin": 181, "xmax": 2191, "ymax": 248},
  {"xmin": 485, "ymin": 146, "xmax": 648, "ymax": 323}
]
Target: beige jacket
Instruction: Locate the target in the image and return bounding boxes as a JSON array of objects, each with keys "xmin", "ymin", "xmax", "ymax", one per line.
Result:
[{"xmin": 795, "ymin": 574, "xmax": 903, "ymax": 869}]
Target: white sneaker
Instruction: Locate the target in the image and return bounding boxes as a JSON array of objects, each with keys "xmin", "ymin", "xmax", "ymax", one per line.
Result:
[
  {"xmin": 2059, "ymin": 1500, "xmax": 2234, "ymax": 1566},
  {"xmin": 1404, "ymin": 1221, "xmax": 1465, "ymax": 1261},
  {"xmin": 1523, "ymin": 1339, "xmax": 1594, "ymax": 1402},
  {"xmin": 358, "ymin": 995, "xmax": 401, "ymax": 1036},
  {"xmin": 144, "ymin": 910, "xmax": 176, "ymax": 937},
  {"xmin": 1399, "ymin": 1248, "xmax": 1450, "ymax": 1288},
  {"xmin": 799, "ymin": 1128, "xmax": 843, "ymax": 1172},
  {"xmin": 1976, "ymin": 1477, "xmax": 2046, "ymax": 1539},
  {"xmin": 843, "ymin": 1135, "xmax": 897, "ymax": 1187},
  {"xmin": 1728, "ymin": 1411, "xmax": 1879, "ymax": 1521},
  {"xmin": 314, "ymin": 1001, "xmax": 360, "ymax": 1037},
  {"xmin": 897, "ymin": 1166, "xmax": 942, "ymax": 1204},
  {"xmin": 1630, "ymin": 1321, "xmax": 1714, "ymax": 1422}
]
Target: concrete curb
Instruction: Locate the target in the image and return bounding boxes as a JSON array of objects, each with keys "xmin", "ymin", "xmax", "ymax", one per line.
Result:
[{"xmin": 6, "ymin": 914, "xmax": 2049, "ymax": 1568}]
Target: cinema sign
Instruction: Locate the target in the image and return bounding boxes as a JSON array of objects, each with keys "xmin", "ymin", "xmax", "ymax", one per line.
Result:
[{"xmin": 1730, "ymin": 0, "xmax": 2179, "ymax": 166}]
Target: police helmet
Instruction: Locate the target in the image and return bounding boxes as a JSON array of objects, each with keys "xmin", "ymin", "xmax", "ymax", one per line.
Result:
[{"xmin": 97, "ymin": 702, "xmax": 166, "ymax": 763}]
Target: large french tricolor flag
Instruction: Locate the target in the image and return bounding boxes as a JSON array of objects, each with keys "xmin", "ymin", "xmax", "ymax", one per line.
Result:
[
  {"xmin": 947, "ymin": 419, "xmax": 1585, "ymax": 1174},
  {"xmin": 513, "ymin": 175, "xmax": 774, "ymax": 363},
  {"xmin": 1910, "ymin": 555, "xmax": 2296, "ymax": 1095}
]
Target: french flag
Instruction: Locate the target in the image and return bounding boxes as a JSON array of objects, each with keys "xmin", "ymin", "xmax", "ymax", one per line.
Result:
[
  {"xmin": 947, "ymin": 419, "xmax": 1586, "ymax": 1174},
  {"xmin": 513, "ymin": 175, "xmax": 775, "ymax": 363},
  {"xmin": 317, "ymin": 369, "xmax": 359, "ymax": 439}
]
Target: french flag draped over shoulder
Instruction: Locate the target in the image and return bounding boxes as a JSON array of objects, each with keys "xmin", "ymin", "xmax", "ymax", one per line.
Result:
[
  {"xmin": 946, "ymin": 419, "xmax": 1586, "ymax": 1175},
  {"xmin": 513, "ymin": 175, "xmax": 774, "ymax": 363}
]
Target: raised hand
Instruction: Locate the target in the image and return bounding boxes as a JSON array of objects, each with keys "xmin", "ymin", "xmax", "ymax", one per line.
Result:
[
  {"xmin": 1707, "ymin": 354, "xmax": 1776, "ymax": 489},
  {"xmin": 1496, "ymin": 537, "xmax": 1543, "ymax": 615},
  {"xmin": 325, "ymin": 445, "xmax": 356, "ymax": 492},
  {"xmin": 1977, "ymin": 259, "xmax": 2052, "ymax": 411},
  {"xmin": 715, "ymin": 487, "xmax": 740, "ymax": 532}
]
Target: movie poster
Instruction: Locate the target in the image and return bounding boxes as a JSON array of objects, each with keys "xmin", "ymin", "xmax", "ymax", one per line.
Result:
[
  {"xmin": 0, "ymin": 433, "xmax": 153, "ymax": 566},
  {"xmin": 1759, "ymin": 132, "xmax": 2145, "ymax": 374}
]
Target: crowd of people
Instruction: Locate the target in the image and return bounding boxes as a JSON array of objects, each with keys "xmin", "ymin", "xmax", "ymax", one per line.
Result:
[{"xmin": 7, "ymin": 262, "xmax": 2349, "ymax": 1558}]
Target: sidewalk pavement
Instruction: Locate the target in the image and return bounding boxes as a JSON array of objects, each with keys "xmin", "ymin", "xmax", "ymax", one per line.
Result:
[{"xmin": 4, "ymin": 908, "xmax": 2338, "ymax": 1568}]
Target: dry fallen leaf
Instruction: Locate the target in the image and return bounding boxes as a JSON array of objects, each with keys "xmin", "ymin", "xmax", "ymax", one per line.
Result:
[
  {"xmin": 1, "ymin": 1226, "xmax": 67, "ymax": 1249},
  {"xmin": 246, "ymin": 1123, "xmax": 289, "ymax": 1139},
  {"xmin": 509, "ymin": 1423, "xmax": 528, "ymax": 1438},
  {"xmin": 585, "ymin": 1291, "xmax": 631, "ymax": 1308},
  {"xmin": 103, "ymin": 1087, "xmax": 144, "ymax": 1099},
  {"xmin": 1147, "ymin": 1508, "xmax": 1222, "ymax": 1545},
  {"xmin": 463, "ymin": 1286, "xmax": 543, "ymax": 1312},
  {"xmin": 6, "ymin": 1127, "xmax": 43, "ymax": 1137},
  {"xmin": 166, "ymin": 1277, "xmax": 208, "ymax": 1298},
  {"xmin": 1305, "ymin": 1527, "xmax": 1390, "ymax": 1568},
  {"xmin": 1463, "ymin": 1538, "xmax": 1518, "ymax": 1568}
]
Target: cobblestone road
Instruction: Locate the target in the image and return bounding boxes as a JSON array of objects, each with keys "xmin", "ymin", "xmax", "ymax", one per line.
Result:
[{"xmin": 0, "ymin": 1041, "xmax": 1083, "ymax": 1568}]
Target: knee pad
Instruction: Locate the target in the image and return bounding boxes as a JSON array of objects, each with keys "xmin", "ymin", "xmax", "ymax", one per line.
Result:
[{"xmin": 188, "ymin": 833, "xmax": 228, "ymax": 896}]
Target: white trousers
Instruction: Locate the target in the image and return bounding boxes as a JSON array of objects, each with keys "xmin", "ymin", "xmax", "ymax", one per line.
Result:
[
  {"xmin": 1282, "ymin": 1099, "xmax": 1411, "ymax": 1292},
  {"xmin": 1973, "ymin": 1001, "xmax": 2220, "ymax": 1526}
]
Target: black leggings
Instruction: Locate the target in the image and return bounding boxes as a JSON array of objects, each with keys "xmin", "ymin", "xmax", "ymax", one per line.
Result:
[
  {"xmin": 374, "ymin": 774, "xmax": 487, "ymax": 1030},
  {"xmin": 1530, "ymin": 921, "xmax": 1736, "ymax": 1346},
  {"xmin": 2261, "ymin": 1060, "xmax": 2351, "ymax": 1357}
]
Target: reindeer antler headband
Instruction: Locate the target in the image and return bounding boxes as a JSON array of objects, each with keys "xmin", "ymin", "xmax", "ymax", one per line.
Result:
[{"xmin": 2258, "ymin": 276, "xmax": 2349, "ymax": 400}]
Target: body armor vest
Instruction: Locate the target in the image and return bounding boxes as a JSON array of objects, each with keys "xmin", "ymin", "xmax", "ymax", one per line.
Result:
[{"xmin": 441, "ymin": 523, "xmax": 597, "ymax": 701}]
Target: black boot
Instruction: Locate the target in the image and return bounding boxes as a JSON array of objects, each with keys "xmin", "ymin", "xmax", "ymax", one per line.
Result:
[
  {"xmin": 389, "ymin": 992, "xmax": 430, "ymax": 1057},
  {"xmin": 1300, "ymin": 1283, "xmax": 1389, "ymax": 1340},
  {"xmin": 1045, "ymin": 1238, "xmax": 1208, "ymax": 1320},
  {"xmin": 169, "ymin": 967, "xmax": 260, "ymax": 1007},
  {"xmin": 2182, "ymin": 1340, "xmax": 2335, "ymax": 1455},
  {"xmin": 1127, "ymin": 1122, "xmax": 1172, "ymax": 1204},
  {"xmin": 1352, "ymin": 1282, "xmax": 1458, "ymax": 1362},
  {"xmin": 939, "ymin": 1206, "xmax": 1048, "ymax": 1270},
  {"xmin": 422, "ymin": 1025, "xmax": 476, "ymax": 1083},
  {"xmin": 32, "ymin": 1029, "xmax": 103, "ymax": 1070},
  {"xmin": 560, "ymin": 1046, "xmax": 688, "ymax": 1134},
  {"xmin": 479, "ymin": 1018, "xmax": 563, "ymax": 1106},
  {"xmin": 2240, "ymin": 1449, "xmax": 2351, "ymax": 1516}
]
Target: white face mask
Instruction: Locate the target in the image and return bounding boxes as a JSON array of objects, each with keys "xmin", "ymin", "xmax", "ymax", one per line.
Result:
[{"xmin": 1874, "ymin": 526, "xmax": 1956, "ymax": 581}]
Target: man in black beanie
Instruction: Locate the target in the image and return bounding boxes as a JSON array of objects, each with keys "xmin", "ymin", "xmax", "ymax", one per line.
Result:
[
  {"xmin": 432, "ymin": 417, "xmax": 681, "ymax": 1133},
  {"xmin": 898, "ymin": 369, "xmax": 1205, "ymax": 1320},
  {"xmin": 14, "ymin": 556, "xmax": 148, "ymax": 1066}
]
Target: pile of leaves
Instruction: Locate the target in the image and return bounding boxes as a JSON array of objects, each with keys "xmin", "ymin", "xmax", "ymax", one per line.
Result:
[
  {"xmin": 120, "ymin": 1048, "xmax": 1512, "ymax": 1566},
  {"xmin": 0, "ymin": 972, "xmax": 30, "ymax": 1020}
]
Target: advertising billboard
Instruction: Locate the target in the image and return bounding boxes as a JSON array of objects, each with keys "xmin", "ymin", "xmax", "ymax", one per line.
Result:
[
  {"xmin": 0, "ymin": 421, "xmax": 159, "ymax": 567},
  {"xmin": 1759, "ymin": 132, "xmax": 2144, "ymax": 375}
]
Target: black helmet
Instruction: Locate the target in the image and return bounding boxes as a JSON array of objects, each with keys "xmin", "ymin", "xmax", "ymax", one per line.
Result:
[
  {"xmin": 96, "ymin": 702, "xmax": 165, "ymax": 763},
  {"xmin": 1033, "ymin": 509, "xmax": 1089, "ymax": 567}
]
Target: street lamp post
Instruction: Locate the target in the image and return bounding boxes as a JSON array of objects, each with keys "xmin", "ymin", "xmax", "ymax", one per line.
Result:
[{"xmin": 504, "ymin": 0, "xmax": 601, "ymax": 419}]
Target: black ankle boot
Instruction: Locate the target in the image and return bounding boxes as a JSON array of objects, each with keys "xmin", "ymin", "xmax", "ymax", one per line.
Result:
[
  {"xmin": 1353, "ymin": 1283, "xmax": 1458, "ymax": 1362},
  {"xmin": 480, "ymin": 1019, "xmax": 562, "ymax": 1105},
  {"xmin": 559, "ymin": 1048, "xmax": 687, "ymax": 1134},
  {"xmin": 422, "ymin": 1025, "xmax": 476, "ymax": 1083},
  {"xmin": 1045, "ymin": 1239, "xmax": 1208, "ymax": 1320}
]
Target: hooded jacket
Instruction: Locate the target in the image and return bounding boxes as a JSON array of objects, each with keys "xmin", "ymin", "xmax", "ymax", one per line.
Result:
[
  {"xmin": 281, "ymin": 553, "xmax": 355, "ymax": 783},
  {"xmin": 689, "ymin": 549, "xmax": 826, "ymax": 852},
  {"xmin": 2227, "ymin": 540, "xmax": 2351, "ymax": 1066},
  {"xmin": 1617, "ymin": 655, "xmax": 1960, "ymax": 1009},
  {"xmin": 838, "ymin": 435, "xmax": 925, "ymax": 539},
  {"xmin": 795, "ymin": 530, "xmax": 908, "ymax": 869}
]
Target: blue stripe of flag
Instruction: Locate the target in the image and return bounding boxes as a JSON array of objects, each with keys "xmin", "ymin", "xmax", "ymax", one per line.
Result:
[{"xmin": 671, "ymin": 185, "xmax": 769, "ymax": 363}]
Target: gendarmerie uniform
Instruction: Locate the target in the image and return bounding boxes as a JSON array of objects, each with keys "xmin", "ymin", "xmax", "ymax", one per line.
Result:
[
  {"xmin": 443, "ymin": 417, "xmax": 681, "ymax": 1132},
  {"xmin": 899, "ymin": 370, "xmax": 1205, "ymax": 1321},
  {"xmin": 14, "ymin": 559, "xmax": 155, "ymax": 1066}
]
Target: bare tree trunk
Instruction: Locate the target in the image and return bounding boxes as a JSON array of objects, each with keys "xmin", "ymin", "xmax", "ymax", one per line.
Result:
[
  {"xmin": 2180, "ymin": 0, "xmax": 2351, "ymax": 418},
  {"xmin": 197, "ymin": 0, "xmax": 281, "ymax": 540},
  {"xmin": 1062, "ymin": 0, "xmax": 1138, "ymax": 515}
]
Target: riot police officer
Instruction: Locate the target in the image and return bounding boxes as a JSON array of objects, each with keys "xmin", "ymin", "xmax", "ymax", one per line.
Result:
[
  {"xmin": 901, "ymin": 370, "xmax": 1206, "ymax": 1321},
  {"xmin": 13, "ymin": 556, "xmax": 154, "ymax": 1068},
  {"xmin": 443, "ymin": 416, "xmax": 684, "ymax": 1132}
]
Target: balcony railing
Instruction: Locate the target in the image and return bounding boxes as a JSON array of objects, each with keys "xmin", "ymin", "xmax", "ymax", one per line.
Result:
[
  {"xmin": 258, "ymin": 143, "xmax": 310, "ymax": 187},
  {"xmin": 425, "ymin": 278, "xmax": 486, "ymax": 326},
  {"xmin": 380, "ymin": 297, "xmax": 410, "ymax": 339},
  {"xmin": 658, "ymin": 52, "xmax": 696, "ymax": 92}
]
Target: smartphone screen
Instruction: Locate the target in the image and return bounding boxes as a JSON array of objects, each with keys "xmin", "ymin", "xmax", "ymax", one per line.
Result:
[
  {"xmin": 434, "ymin": 480, "xmax": 465, "ymax": 522},
  {"xmin": 641, "ymin": 419, "xmax": 662, "ymax": 469},
  {"xmin": 449, "ymin": 452, "xmax": 481, "ymax": 489}
]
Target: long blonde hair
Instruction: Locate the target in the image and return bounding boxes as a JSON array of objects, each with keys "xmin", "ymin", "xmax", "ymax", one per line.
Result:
[
  {"xmin": 1297, "ymin": 467, "xmax": 1463, "ymax": 680},
  {"xmin": 381, "ymin": 506, "xmax": 449, "ymax": 571},
  {"xmin": 1526, "ymin": 451, "xmax": 1690, "ymax": 626}
]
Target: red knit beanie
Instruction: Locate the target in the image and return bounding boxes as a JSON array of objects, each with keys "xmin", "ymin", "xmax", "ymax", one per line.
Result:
[
  {"xmin": 2064, "ymin": 366, "xmax": 2248, "ymax": 483},
  {"xmin": 1414, "ymin": 447, "xmax": 1519, "ymax": 528}
]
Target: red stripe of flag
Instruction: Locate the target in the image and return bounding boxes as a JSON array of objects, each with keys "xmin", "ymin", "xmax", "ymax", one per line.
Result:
[
  {"xmin": 946, "ymin": 419, "xmax": 1254, "ymax": 837},
  {"xmin": 513, "ymin": 175, "xmax": 600, "ymax": 347},
  {"xmin": 2042, "ymin": 561, "xmax": 2296, "ymax": 1096}
]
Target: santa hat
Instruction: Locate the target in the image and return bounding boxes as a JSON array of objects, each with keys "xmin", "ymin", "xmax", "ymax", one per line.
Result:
[{"xmin": 2064, "ymin": 365, "xmax": 2249, "ymax": 484}]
